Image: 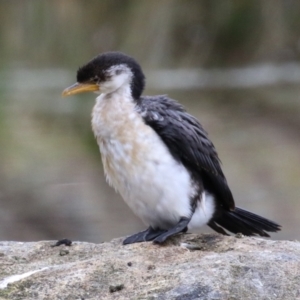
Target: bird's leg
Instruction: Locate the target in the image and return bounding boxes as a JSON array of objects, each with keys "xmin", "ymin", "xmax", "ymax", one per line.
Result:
[
  {"xmin": 153, "ymin": 217, "xmax": 191, "ymax": 244},
  {"xmin": 123, "ymin": 226, "xmax": 167, "ymax": 245}
]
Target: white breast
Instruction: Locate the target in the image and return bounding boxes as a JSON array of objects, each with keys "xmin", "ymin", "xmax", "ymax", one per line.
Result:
[{"xmin": 91, "ymin": 88, "xmax": 214, "ymax": 230}]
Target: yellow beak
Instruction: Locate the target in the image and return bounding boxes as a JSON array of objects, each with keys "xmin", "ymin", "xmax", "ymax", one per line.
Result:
[{"xmin": 62, "ymin": 82, "xmax": 100, "ymax": 97}]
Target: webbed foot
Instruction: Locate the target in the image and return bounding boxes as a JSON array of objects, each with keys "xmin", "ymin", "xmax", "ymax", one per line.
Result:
[
  {"xmin": 123, "ymin": 227, "xmax": 167, "ymax": 245},
  {"xmin": 153, "ymin": 217, "xmax": 190, "ymax": 244}
]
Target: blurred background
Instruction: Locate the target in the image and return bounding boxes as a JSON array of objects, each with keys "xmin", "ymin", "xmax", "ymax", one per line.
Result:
[{"xmin": 0, "ymin": 0, "xmax": 299, "ymax": 242}]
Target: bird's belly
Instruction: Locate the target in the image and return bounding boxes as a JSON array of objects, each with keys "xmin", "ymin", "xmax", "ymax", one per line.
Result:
[
  {"xmin": 188, "ymin": 192, "xmax": 215, "ymax": 230},
  {"xmin": 99, "ymin": 131, "xmax": 193, "ymax": 229}
]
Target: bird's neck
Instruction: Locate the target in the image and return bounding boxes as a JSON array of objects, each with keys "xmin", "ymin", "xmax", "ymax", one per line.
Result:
[{"xmin": 91, "ymin": 85, "xmax": 139, "ymax": 140}]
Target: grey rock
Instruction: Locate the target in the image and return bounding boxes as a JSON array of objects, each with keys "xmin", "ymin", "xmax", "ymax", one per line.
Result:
[{"xmin": 0, "ymin": 234, "xmax": 299, "ymax": 300}]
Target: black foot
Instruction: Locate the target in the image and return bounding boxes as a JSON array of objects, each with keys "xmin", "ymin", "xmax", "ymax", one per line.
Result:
[
  {"xmin": 153, "ymin": 217, "xmax": 191, "ymax": 244},
  {"xmin": 123, "ymin": 227, "xmax": 167, "ymax": 245}
]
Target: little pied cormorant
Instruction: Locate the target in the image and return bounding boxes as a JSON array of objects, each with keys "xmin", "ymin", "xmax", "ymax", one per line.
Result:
[{"xmin": 62, "ymin": 52, "xmax": 281, "ymax": 245}]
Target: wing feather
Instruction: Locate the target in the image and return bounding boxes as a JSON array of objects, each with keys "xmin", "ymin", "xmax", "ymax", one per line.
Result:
[{"xmin": 138, "ymin": 95, "xmax": 235, "ymax": 210}]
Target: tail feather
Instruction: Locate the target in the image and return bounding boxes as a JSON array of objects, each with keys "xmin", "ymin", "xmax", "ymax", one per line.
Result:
[
  {"xmin": 208, "ymin": 207, "xmax": 281, "ymax": 237},
  {"xmin": 233, "ymin": 208, "xmax": 280, "ymax": 232}
]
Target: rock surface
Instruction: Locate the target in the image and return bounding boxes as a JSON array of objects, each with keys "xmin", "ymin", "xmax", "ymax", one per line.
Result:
[{"xmin": 0, "ymin": 234, "xmax": 299, "ymax": 300}]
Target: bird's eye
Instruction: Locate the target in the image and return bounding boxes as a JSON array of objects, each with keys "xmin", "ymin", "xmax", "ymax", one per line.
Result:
[{"xmin": 91, "ymin": 76, "xmax": 99, "ymax": 83}]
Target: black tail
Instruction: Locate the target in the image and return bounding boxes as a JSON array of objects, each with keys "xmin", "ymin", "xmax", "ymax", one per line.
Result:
[{"xmin": 208, "ymin": 207, "xmax": 281, "ymax": 237}]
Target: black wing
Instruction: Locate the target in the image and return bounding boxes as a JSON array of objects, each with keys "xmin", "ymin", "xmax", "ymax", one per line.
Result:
[{"xmin": 137, "ymin": 95, "xmax": 235, "ymax": 211}]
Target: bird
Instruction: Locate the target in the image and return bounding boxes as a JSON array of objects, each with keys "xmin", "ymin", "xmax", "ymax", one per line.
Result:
[{"xmin": 62, "ymin": 51, "xmax": 281, "ymax": 245}]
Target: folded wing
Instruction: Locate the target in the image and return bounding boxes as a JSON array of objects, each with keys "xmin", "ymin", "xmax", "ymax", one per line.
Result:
[{"xmin": 138, "ymin": 95, "xmax": 235, "ymax": 211}]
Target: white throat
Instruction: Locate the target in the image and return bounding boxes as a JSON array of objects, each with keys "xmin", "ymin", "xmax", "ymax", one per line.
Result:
[{"xmin": 91, "ymin": 84, "xmax": 136, "ymax": 140}]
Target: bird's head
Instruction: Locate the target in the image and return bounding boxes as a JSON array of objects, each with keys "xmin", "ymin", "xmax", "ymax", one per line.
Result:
[{"xmin": 62, "ymin": 52, "xmax": 145, "ymax": 100}]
